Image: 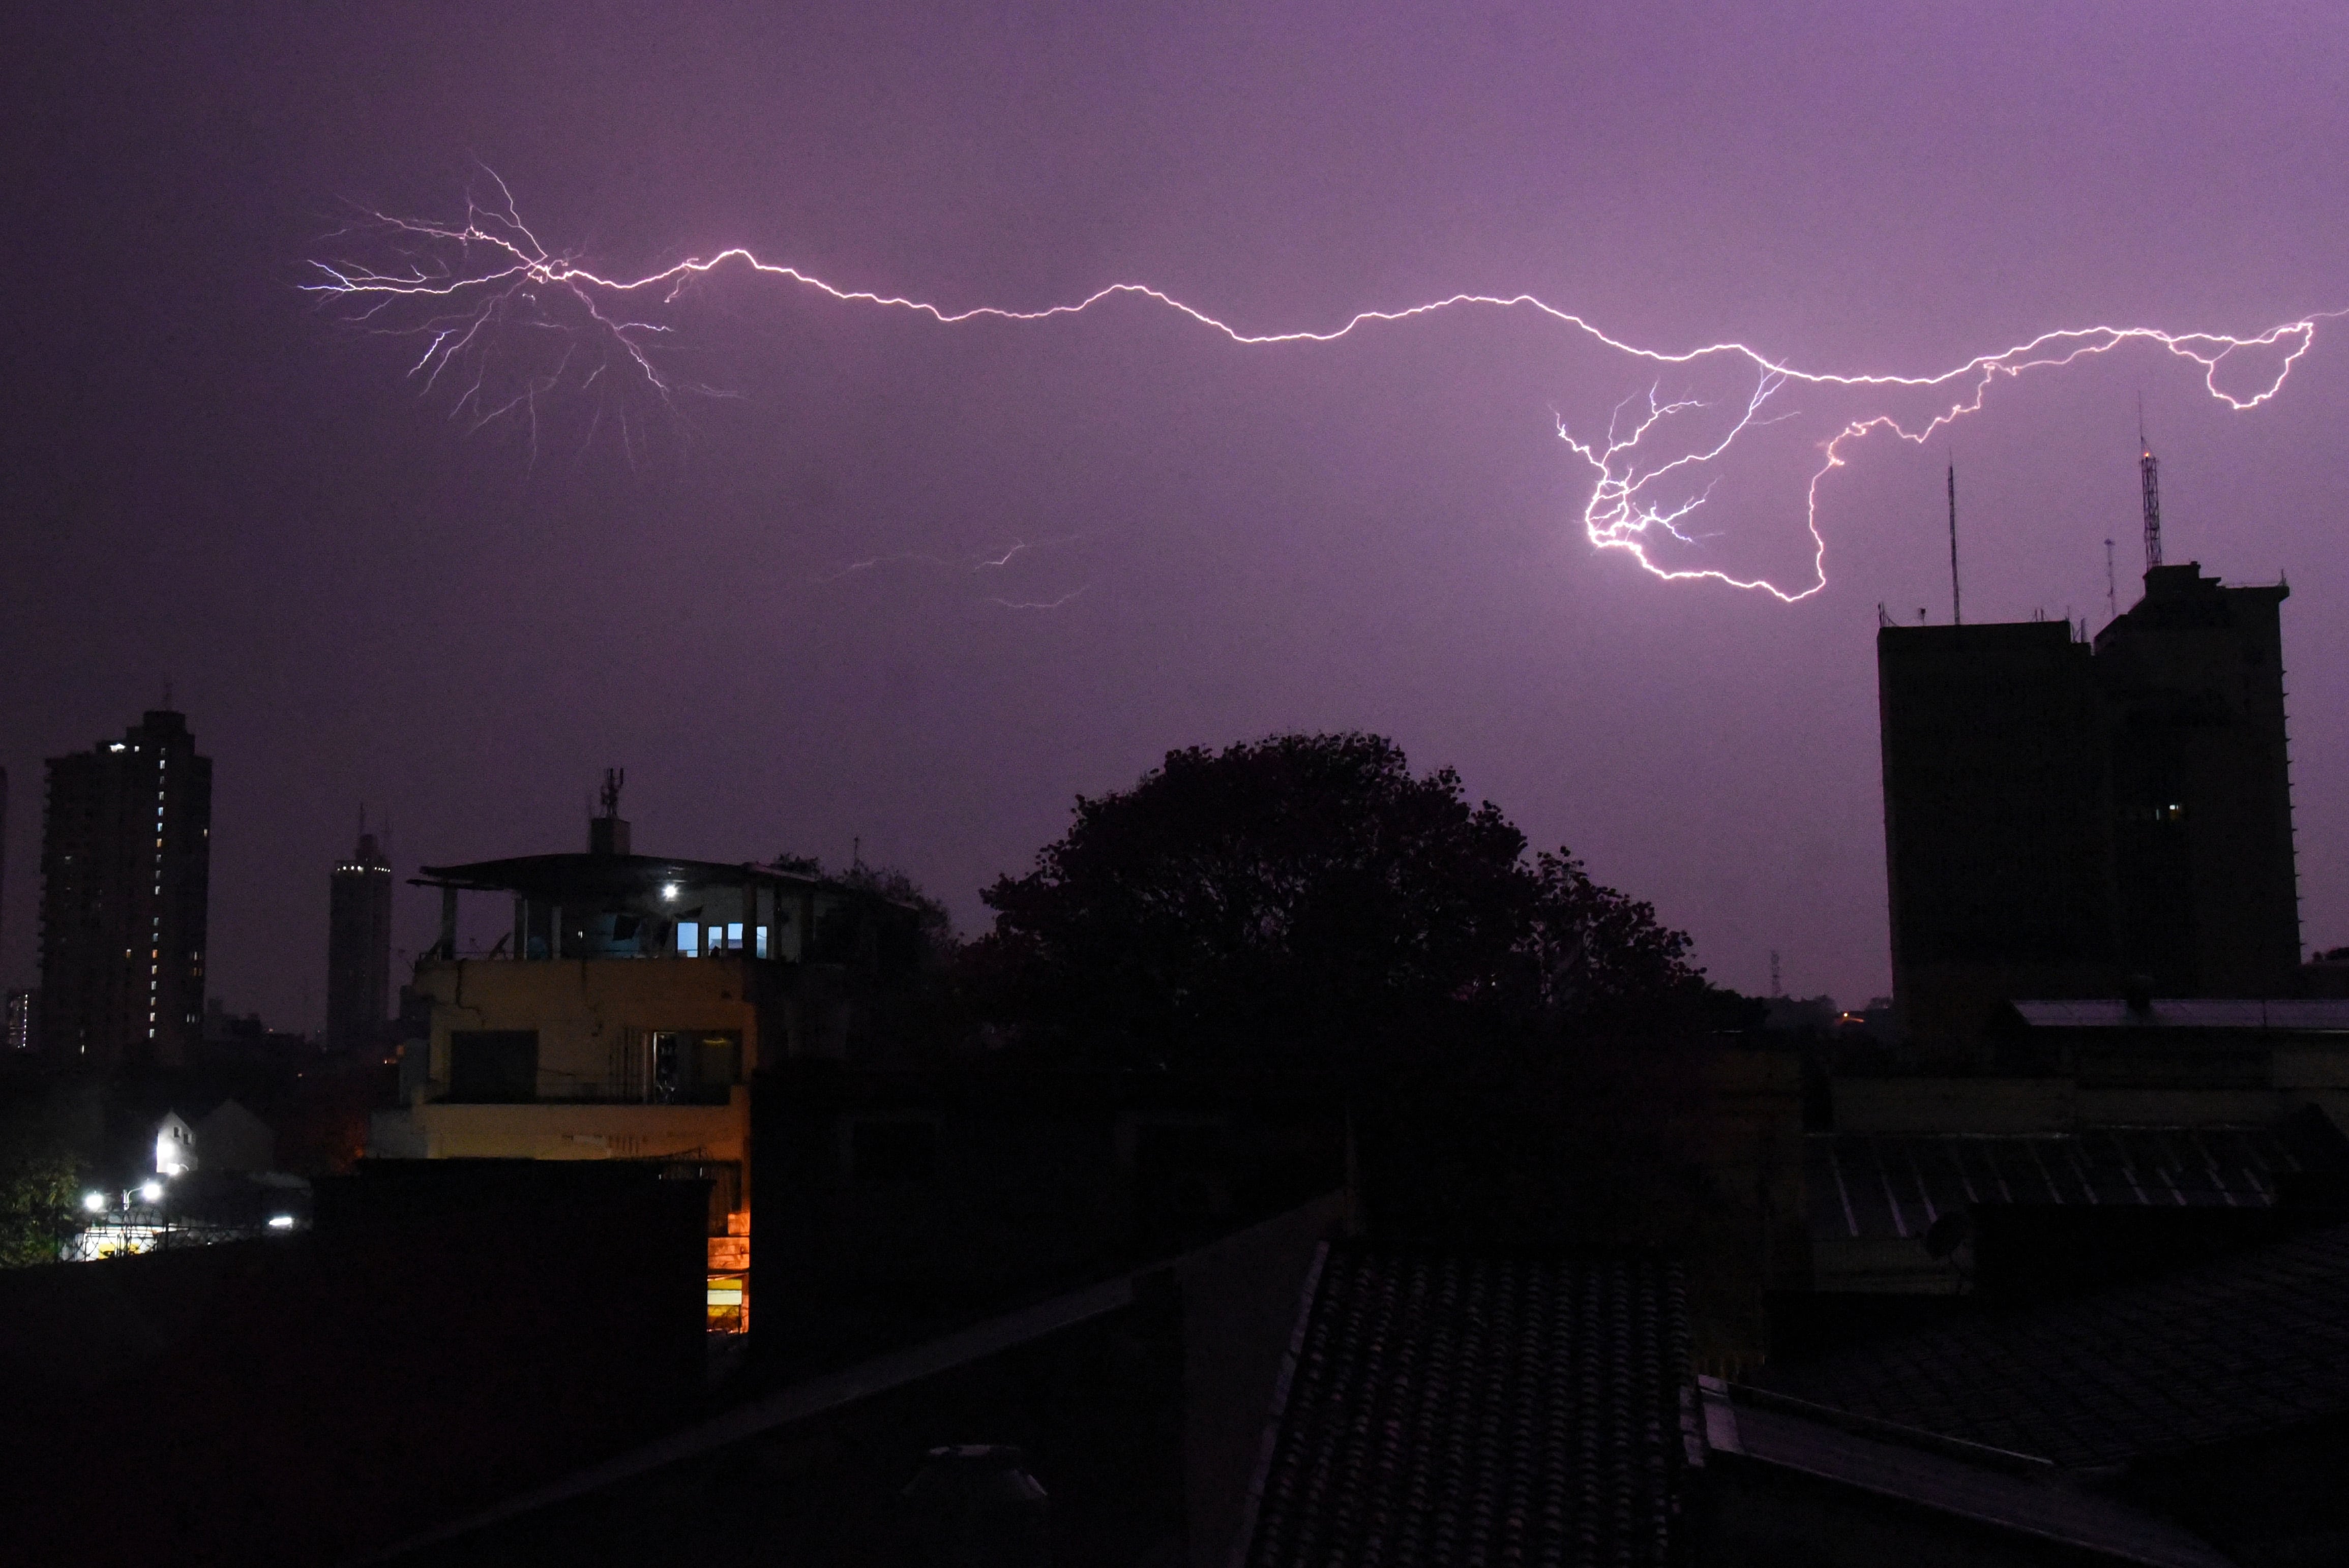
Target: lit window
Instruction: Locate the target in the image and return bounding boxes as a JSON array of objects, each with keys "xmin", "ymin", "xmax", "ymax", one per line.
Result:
[
  {"xmin": 728, "ymin": 922, "xmax": 744, "ymax": 950},
  {"xmin": 755, "ymin": 926, "xmax": 769, "ymax": 959},
  {"xmin": 678, "ymin": 922, "xmax": 700, "ymax": 958}
]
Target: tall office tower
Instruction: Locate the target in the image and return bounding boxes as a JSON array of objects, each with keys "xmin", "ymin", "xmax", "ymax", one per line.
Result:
[
  {"xmin": 2093, "ymin": 564, "xmax": 2298, "ymax": 995},
  {"xmin": 327, "ymin": 819, "xmax": 394, "ymax": 1051},
  {"xmin": 1878, "ymin": 620, "xmax": 2122, "ymax": 1051},
  {"xmin": 1878, "ymin": 563, "xmax": 2300, "ymax": 1052},
  {"xmin": 38, "ymin": 709, "xmax": 213, "ymax": 1069},
  {"xmin": 4, "ymin": 990, "xmax": 33, "ymax": 1053}
]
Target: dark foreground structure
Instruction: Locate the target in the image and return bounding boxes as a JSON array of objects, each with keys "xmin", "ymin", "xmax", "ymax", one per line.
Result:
[{"xmin": 0, "ymin": 1162, "xmax": 706, "ymax": 1568}]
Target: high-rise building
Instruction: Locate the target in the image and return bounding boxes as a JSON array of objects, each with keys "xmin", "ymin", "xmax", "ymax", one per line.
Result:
[
  {"xmin": 1, "ymin": 765, "xmax": 11, "ymax": 964},
  {"xmin": 1879, "ymin": 564, "xmax": 2300, "ymax": 1051},
  {"xmin": 328, "ymin": 819, "xmax": 394, "ymax": 1051},
  {"xmin": 1879, "ymin": 620, "xmax": 2122, "ymax": 1046},
  {"xmin": 38, "ymin": 709, "xmax": 213, "ymax": 1069},
  {"xmin": 4, "ymin": 989, "xmax": 34, "ymax": 1053},
  {"xmin": 2094, "ymin": 564, "xmax": 2298, "ymax": 996}
]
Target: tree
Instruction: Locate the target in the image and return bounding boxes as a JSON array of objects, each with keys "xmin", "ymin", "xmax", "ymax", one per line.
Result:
[
  {"xmin": 0, "ymin": 1076, "xmax": 99, "ymax": 1267},
  {"xmin": 972, "ymin": 733, "xmax": 1709, "ymax": 1065}
]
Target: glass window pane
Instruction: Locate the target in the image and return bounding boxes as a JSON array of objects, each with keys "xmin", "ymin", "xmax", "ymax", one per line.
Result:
[{"xmin": 678, "ymin": 922, "xmax": 700, "ymax": 958}]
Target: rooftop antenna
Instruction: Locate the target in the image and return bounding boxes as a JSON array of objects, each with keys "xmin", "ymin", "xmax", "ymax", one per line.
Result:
[
  {"xmin": 161, "ymin": 675, "xmax": 174, "ymax": 710},
  {"xmin": 1769, "ymin": 949, "xmax": 1783, "ymax": 997},
  {"xmin": 2104, "ymin": 537, "xmax": 2118, "ymax": 619},
  {"xmin": 1946, "ymin": 462, "xmax": 1963, "ymax": 625},
  {"xmin": 600, "ymin": 767, "xmax": 625, "ymax": 819},
  {"xmin": 2138, "ymin": 398, "xmax": 2163, "ymax": 570}
]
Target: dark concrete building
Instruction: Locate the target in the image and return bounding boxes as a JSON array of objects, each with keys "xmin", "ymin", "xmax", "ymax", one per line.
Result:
[
  {"xmin": 1878, "ymin": 618, "xmax": 2121, "ymax": 1049},
  {"xmin": 38, "ymin": 708, "xmax": 213, "ymax": 1068},
  {"xmin": 1879, "ymin": 564, "xmax": 2299, "ymax": 1051},
  {"xmin": 2096, "ymin": 564, "xmax": 2298, "ymax": 996},
  {"xmin": 327, "ymin": 821, "xmax": 394, "ymax": 1051}
]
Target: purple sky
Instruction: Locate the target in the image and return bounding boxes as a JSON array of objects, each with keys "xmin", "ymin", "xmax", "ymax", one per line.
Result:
[{"xmin": 6, "ymin": 1, "xmax": 2347, "ymax": 1029}]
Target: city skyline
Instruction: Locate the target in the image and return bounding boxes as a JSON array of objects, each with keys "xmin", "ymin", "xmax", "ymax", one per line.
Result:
[{"xmin": 6, "ymin": 2, "xmax": 2349, "ymax": 1031}]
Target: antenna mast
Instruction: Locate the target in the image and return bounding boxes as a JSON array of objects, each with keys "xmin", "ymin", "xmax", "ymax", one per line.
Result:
[
  {"xmin": 1947, "ymin": 462, "xmax": 1962, "ymax": 625},
  {"xmin": 2104, "ymin": 538, "xmax": 2118, "ymax": 619},
  {"xmin": 2138, "ymin": 403, "xmax": 2163, "ymax": 570}
]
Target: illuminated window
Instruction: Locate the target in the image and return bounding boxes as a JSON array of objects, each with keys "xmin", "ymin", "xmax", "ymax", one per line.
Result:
[
  {"xmin": 677, "ymin": 922, "xmax": 700, "ymax": 958},
  {"xmin": 755, "ymin": 925, "xmax": 769, "ymax": 959},
  {"xmin": 727, "ymin": 922, "xmax": 744, "ymax": 950}
]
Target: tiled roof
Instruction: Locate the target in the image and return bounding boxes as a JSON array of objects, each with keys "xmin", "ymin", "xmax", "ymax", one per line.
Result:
[
  {"xmin": 1237, "ymin": 1245, "xmax": 1692, "ymax": 1568},
  {"xmin": 1807, "ymin": 1129, "xmax": 2299, "ymax": 1243},
  {"xmin": 1756, "ymin": 1221, "xmax": 2349, "ymax": 1467}
]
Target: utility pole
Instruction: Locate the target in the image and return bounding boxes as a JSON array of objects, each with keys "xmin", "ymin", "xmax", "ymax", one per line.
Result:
[{"xmin": 1947, "ymin": 463, "xmax": 1963, "ymax": 625}]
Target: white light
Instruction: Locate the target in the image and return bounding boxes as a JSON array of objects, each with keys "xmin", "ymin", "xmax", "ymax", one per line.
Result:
[
  {"xmin": 662, "ymin": 883, "xmax": 680, "ymax": 901},
  {"xmin": 82, "ymin": 1191, "xmax": 107, "ymax": 1213},
  {"xmin": 267, "ymin": 1215, "xmax": 296, "ymax": 1230},
  {"xmin": 139, "ymin": 1180, "xmax": 163, "ymax": 1203}
]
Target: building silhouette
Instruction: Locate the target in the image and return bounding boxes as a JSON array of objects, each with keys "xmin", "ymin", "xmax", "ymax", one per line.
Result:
[
  {"xmin": 369, "ymin": 777, "xmax": 929, "ymax": 1330},
  {"xmin": 38, "ymin": 708, "xmax": 213, "ymax": 1068},
  {"xmin": 1880, "ymin": 563, "xmax": 2298, "ymax": 1051},
  {"xmin": 327, "ymin": 819, "xmax": 393, "ymax": 1051},
  {"xmin": 2097, "ymin": 564, "xmax": 2298, "ymax": 994}
]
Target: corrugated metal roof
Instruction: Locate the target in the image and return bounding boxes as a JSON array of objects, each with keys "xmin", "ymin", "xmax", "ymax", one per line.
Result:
[
  {"xmin": 2012, "ymin": 999, "xmax": 2349, "ymax": 1031},
  {"xmin": 1705, "ymin": 1382, "xmax": 2240, "ymax": 1568},
  {"xmin": 1806, "ymin": 1130, "xmax": 2298, "ymax": 1243}
]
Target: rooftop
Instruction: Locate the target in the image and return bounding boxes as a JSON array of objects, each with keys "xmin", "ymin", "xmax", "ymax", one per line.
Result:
[
  {"xmin": 1807, "ymin": 1128, "xmax": 2303, "ymax": 1244},
  {"xmin": 2011, "ymin": 999, "xmax": 2349, "ymax": 1032},
  {"xmin": 1755, "ymin": 1219, "xmax": 2349, "ymax": 1467},
  {"xmin": 413, "ymin": 852, "xmax": 845, "ymax": 900},
  {"xmin": 1237, "ymin": 1243, "xmax": 1693, "ymax": 1568}
]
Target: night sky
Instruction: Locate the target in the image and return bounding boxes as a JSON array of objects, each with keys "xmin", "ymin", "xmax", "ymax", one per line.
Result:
[{"xmin": 6, "ymin": 2, "xmax": 2346, "ymax": 1030}]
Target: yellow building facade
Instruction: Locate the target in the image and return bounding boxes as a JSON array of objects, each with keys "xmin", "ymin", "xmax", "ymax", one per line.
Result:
[{"xmin": 367, "ymin": 810, "xmax": 917, "ymax": 1333}]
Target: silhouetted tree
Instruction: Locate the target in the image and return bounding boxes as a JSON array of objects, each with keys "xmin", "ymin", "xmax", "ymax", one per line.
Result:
[
  {"xmin": 972, "ymin": 733, "xmax": 1710, "ymax": 1065},
  {"xmin": 0, "ymin": 1076, "xmax": 99, "ymax": 1266}
]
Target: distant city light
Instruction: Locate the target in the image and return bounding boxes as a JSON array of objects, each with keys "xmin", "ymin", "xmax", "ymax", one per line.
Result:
[
  {"xmin": 82, "ymin": 1191, "xmax": 107, "ymax": 1213},
  {"xmin": 139, "ymin": 1180, "xmax": 163, "ymax": 1203},
  {"xmin": 267, "ymin": 1215, "xmax": 296, "ymax": 1230}
]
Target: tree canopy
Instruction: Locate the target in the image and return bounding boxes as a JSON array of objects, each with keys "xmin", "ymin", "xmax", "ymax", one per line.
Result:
[{"xmin": 971, "ymin": 733, "xmax": 1712, "ymax": 1065}]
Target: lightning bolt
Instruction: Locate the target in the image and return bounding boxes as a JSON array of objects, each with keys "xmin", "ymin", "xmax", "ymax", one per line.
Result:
[{"xmin": 309, "ymin": 174, "xmax": 2334, "ymax": 601}]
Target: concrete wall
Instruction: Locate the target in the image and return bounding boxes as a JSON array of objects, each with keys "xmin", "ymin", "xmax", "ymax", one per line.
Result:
[
  {"xmin": 371, "ymin": 1097, "xmax": 747, "ymax": 1162},
  {"xmin": 412, "ymin": 956, "xmax": 768, "ymax": 1100}
]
